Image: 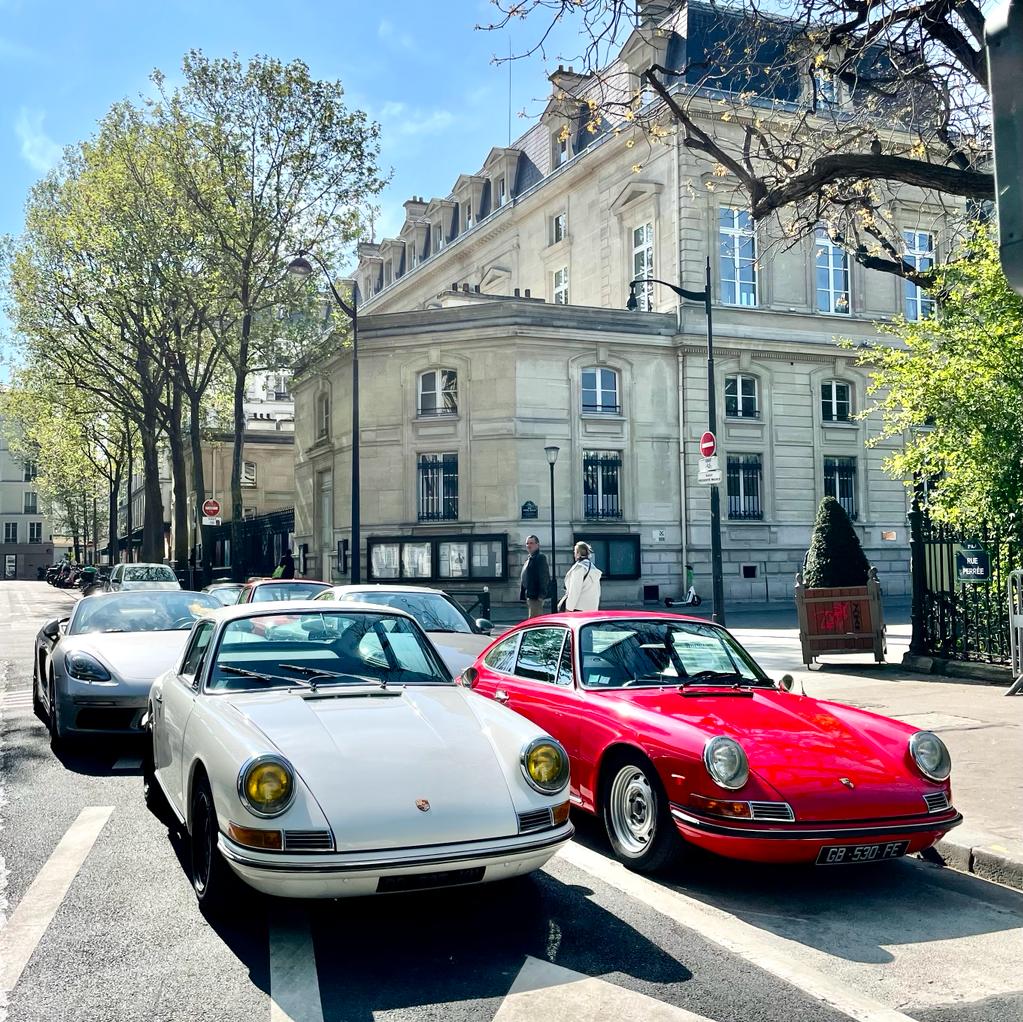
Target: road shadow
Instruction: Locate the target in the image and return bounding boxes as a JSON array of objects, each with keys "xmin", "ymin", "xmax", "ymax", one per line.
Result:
[{"xmin": 569, "ymin": 812, "xmax": 1023, "ymax": 966}]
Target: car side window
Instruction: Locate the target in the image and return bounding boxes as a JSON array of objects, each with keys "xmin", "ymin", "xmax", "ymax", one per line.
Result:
[
  {"xmin": 181, "ymin": 622, "xmax": 215, "ymax": 685},
  {"xmin": 557, "ymin": 633, "xmax": 574, "ymax": 687},
  {"xmin": 515, "ymin": 627, "xmax": 568, "ymax": 685},
  {"xmin": 483, "ymin": 633, "xmax": 521, "ymax": 674}
]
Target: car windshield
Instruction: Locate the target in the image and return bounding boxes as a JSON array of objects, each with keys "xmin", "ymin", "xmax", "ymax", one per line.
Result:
[
  {"xmin": 336, "ymin": 591, "xmax": 472, "ymax": 633},
  {"xmin": 579, "ymin": 619, "xmax": 767, "ymax": 689},
  {"xmin": 207, "ymin": 585, "xmax": 242, "ymax": 606},
  {"xmin": 123, "ymin": 565, "xmax": 177, "ymax": 582},
  {"xmin": 70, "ymin": 591, "xmax": 220, "ymax": 634},
  {"xmin": 206, "ymin": 611, "xmax": 452, "ymax": 691},
  {"xmin": 251, "ymin": 582, "xmax": 329, "ymax": 602}
]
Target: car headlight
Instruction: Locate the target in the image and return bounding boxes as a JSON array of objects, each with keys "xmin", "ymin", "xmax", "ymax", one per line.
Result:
[
  {"xmin": 64, "ymin": 651, "xmax": 111, "ymax": 682},
  {"xmin": 520, "ymin": 738, "xmax": 570, "ymax": 794},
  {"xmin": 237, "ymin": 755, "xmax": 296, "ymax": 817},
  {"xmin": 909, "ymin": 731, "xmax": 951, "ymax": 782},
  {"xmin": 703, "ymin": 736, "xmax": 749, "ymax": 790}
]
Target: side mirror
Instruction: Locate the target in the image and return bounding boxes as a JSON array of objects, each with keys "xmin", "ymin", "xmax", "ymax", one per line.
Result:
[
  {"xmin": 777, "ymin": 674, "xmax": 796, "ymax": 692},
  {"xmin": 42, "ymin": 619, "xmax": 60, "ymax": 641},
  {"xmin": 475, "ymin": 618, "xmax": 493, "ymax": 635},
  {"xmin": 460, "ymin": 666, "xmax": 479, "ymax": 690}
]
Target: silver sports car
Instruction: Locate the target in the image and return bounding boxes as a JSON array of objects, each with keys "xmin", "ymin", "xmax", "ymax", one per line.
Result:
[{"xmin": 34, "ymin": 589, "xmax": 221, "ymax": 749}]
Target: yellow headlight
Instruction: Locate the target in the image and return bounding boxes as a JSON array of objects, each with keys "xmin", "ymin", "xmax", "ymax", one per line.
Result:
[
  {"xmin": 522, "ymin": 740, "xmax": 569, "ymax": 793},
  {"xmin": 239, "ymin": 757, "xmax": 294, "ymax": 816}
]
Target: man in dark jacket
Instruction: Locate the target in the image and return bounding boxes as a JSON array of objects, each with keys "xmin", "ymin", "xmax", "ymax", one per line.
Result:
[
  {"xmin": 519, "ymin": 535, "xmax": 550, "ymax": 618},
  {"xmin": 279, "ymin": 549, "xmax": 296, "ymax": 579}
]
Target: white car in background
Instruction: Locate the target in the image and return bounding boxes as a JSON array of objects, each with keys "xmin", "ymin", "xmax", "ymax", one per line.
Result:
[
  {"xmin": 314, "ymin": 584, "xmax": 493, "ymax": 677},
  {"xmin": 107, "ymin": 562, "xmax": 181, "ymax": 591},
  {"xmin": 143, "ymin": 601, "xmax": 572, "ymax": 909}
]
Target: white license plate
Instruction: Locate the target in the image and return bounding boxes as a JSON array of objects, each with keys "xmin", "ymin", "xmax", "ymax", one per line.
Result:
[{"xmin": 816, "ymin": 840, "xmax": 909, "ymax": 865}]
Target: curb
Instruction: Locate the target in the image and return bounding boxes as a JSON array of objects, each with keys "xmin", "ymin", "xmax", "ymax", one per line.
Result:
[
  {"xmin": 901, "ymin": 653, "xmax": 1013, "ymax": 687},
  {"xmin": 930, "ymin": 832, "xmax": 1023, "ymax": 892}
]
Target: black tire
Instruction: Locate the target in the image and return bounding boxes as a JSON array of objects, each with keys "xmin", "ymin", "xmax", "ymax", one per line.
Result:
[
  {"xmin": 601, "ymin": 755, "xmax": 682, "ymax": 874},
  {"xmin": 32, "ymin": 661, "xmax": 46, "ymax": 723},
  {"xmin": 190, "ymin": 773, "xmax": 238, "ymax": 911},
  {"xmin": 47, "ymin": 671, "xmax": 66, "ymax": 752},
  {"xmin": 142, "ymin": 721, "xmax": 173, "ymax": 824}
]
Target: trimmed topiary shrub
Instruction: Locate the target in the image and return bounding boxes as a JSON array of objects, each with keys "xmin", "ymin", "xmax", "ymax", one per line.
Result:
[{"xmin": 803, "ymin": 496, "xmax": 871, "ymax": 588}]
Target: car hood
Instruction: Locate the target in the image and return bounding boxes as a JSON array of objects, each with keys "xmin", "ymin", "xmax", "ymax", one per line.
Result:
[
  {"xmin": 227, "ymin": 685, "xmax": 519, "ymax": 851},
  {"xmin": 606, "ymin": 687, "xmax": 928, "ymax": 820},
  {"xmin": 61, "ymin": 631, "xmax": 189, "ymax": 686},
  {"xmin": 426, "ymin": 632, "xmax": 492, "ymax": 678}
]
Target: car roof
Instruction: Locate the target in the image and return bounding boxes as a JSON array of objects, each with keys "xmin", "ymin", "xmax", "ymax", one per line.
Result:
[
  {"xmin": 246, "ymin": 578, "xmax": 329, "ymax": 587},
  {"xmin": 505, "ymin": 609, "xmax": 711, "ymax": 629},
  {"xmin": 324, "ymin": 584, "xmax": 448, "ymax": 596},
  {"xmin": 199, "ymin": 598, "xmax": 418, "ymax": 623}
]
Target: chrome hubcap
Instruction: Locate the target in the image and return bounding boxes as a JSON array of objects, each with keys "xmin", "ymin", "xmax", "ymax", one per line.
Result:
[{"xmin": 609, "ymin": 766, "xmax": 655, "ymax": 856}]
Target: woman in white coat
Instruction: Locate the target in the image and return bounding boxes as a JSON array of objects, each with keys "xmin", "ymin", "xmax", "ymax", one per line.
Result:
[{"xmin": 561, "ymin": 542, "xmax": 603, "ymax": 612}]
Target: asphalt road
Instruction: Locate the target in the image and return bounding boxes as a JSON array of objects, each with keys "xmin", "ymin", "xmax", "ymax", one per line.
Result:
[{"xmin": 1, "ymin": 581, "xmax": 1021, "ymax": 1022}]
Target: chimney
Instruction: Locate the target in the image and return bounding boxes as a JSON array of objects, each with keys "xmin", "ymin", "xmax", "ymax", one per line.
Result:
[
  {"xmin": 462, "ymin": 283, "xmax": 469, "ymax": 292},
  {"xmin": 637, "ymin": 1, "xmax": 675, "ymax": 27},
  {"xmin": 524, "ymin": 288, "xmax": 531, "ymax": 298},
  {"xmin": 474, "ymin": 284, "xmax": 481, "ymax": 293},
  {"xmin": 514, "ymin": 287, "xmax": 520, "ymax": 297}
]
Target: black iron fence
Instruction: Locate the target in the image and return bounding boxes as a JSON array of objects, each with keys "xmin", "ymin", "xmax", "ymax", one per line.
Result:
[
  {"xmin": 205, "ymin": 507, "xmax": 294, "ymax": 583},
  {"xmin": 911, "ymin": 513, "xmax": 1021, "ymax": 664}
]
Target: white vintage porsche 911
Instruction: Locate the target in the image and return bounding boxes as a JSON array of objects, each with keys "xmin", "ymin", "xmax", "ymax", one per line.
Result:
[{"xmin": 143, "ymin": 601, "xmax": 573, "ymax": 908}]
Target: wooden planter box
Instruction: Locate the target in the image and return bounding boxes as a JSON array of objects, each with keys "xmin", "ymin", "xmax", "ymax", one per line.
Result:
[{"xmin": 795, "ymin": 569, "xmax": 886, "ymax": 667}]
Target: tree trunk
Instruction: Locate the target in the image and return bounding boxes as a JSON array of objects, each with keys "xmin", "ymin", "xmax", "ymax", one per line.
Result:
[
  {"xmin": 229, "ymin": 308, "xmax": 251, "ymax": 582},
  {"xmin": 108, "ymin": 466, "xmax": 120, "ymax": 567},
  {"xmin": 125, "ymin": 434, "xmax": 134, "ymax": 564},
  {"xmin": 139, "ymin": 412, "xmax": 165, "ymax": 563},
  {"xmin": 167, "ymin": 388, "xmax": 189, "ymax": 570},
  {"xmin": 188, "ymin": 393, "xmax": 212, "ymax": 582}
]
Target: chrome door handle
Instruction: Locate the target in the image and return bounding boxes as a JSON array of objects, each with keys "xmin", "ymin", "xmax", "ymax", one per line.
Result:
[{"xmin": 495, "ymin": 689, "xmax": 510, "ymax": 704}]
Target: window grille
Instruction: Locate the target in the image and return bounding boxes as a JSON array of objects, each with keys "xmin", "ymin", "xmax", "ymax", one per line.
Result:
[
  {"xmin": 824, "ymin": 456, "xmax": 858, "ymax": 520},
  {"xmin": 727, "ymin": 455, "xmax": 763, "ymax": 520},
  {"xmin": 418, "ymin": 453, "xmax": 459, "ymax": 521},
  {"xmin": 583, "ymin": 451, "xmax": 623, "ymax": 520}
]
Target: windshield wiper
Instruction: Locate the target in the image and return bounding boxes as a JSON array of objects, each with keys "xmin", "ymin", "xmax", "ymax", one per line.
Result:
[
  {"xmin": 680, "ymin": 670, "xmax": 754, "ymax": 688},
  {"xmin": 219, "ymin": 665, "xmax": 312, "ymax": 688},
  {"xmin": 278, "ymin": 663, "xmax": 388, "ymax": 689}
]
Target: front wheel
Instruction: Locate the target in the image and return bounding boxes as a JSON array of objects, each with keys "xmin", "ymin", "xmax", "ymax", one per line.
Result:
[
  {"xmin": 47, "ymin": 672, "xmax": 67, "ymax": 752},
  {"xmin": 602, "ymin": 758, "xmax": 681, "ymax": 873},
  {"xmin": 32, "ymin": 661, "xmax": 46, "ymax": 723},
  {"xmin": 190, "ymin": 774, "xmax": 238, "ymax": 911}
]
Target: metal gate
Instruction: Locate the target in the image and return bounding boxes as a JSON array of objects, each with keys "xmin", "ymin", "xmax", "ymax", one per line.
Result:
[{"xmin": 913, "ymin": 515, "xmax": 1021, "ymax": 664}]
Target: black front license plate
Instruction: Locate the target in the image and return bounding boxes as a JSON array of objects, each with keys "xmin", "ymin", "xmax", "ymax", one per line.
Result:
[{"xmin": 816, "ymin": 841, "xmax": 909, "ymax": 865}]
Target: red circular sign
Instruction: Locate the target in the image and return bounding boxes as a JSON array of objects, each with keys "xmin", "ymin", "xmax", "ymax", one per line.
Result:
[
  {"xmin": 699, "ymin": 431, "xmax": 717, "ymax": 458},
  {"xmin": 202, "ymin": 499, "xmax": 221, "ymax": 517}
]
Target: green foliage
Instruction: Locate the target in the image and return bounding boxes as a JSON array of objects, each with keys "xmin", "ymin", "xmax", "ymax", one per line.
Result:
[
  {"xmin": 803, "ymin": 496, "xmax": 871, "ymax": 588},
  {"xmin": 855, "ymin": 231, "xmax": 1023, "ymax": 538}
]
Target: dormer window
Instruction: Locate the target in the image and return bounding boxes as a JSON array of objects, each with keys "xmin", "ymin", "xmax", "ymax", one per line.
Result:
[
  {"xmin": 407, "ymin": 242, "xmax": 416, "ymax": 270},
  {"xmin": 553, "ymin": 129, "xmax": 570, "ymax": 168},
  {"xmin": 464, "ymin": 204, "xmax": 474, "ymax": 231},
  {"xmin": 495, "ymin": 177, "xmax": 506, "ymax": 208},
  {"xmin": 434, "ymin": 224, "xmax": 445, "ymax": 253}
]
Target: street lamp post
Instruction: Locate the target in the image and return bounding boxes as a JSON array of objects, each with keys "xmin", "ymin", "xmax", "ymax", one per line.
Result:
[
  {"xmin": 627, "ymin": 257, "xmax": 726, "ymax": 625},
  {"xmin": 544, "ymin": 444, "xmax": 560, "ymax": 612},
  {"xmin": 287, "ymin": 250, "xmax": 362, "ymax": 583}
]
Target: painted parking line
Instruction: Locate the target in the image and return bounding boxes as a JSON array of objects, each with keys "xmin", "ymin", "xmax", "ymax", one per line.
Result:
[
  {"xmin": 493, "ymin": 955, "xmax": 717, "ymax": 1021},
  {"xmin": 558, "ymin": 842, "xmax": 919, "ymax": 1022},
  {"xmin": 0, "ymin": 805, "xmax": 114, "ymax": 994},
  {"xmin": 268, "ymin": 904, "xmax": 323, "ymax": 1022}
]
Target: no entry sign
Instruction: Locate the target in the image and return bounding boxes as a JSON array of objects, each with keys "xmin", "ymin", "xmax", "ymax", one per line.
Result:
[
  {"xmin": 699, "ymin": 431, "xmax": 717, "ymax": 458},
  {"xmin": 202, "ymin": 498, "xmax": 221, "ymax": 518}
]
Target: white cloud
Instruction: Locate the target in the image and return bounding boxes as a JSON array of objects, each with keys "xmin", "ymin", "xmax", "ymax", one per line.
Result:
[
  {"xmin": 377, "ymin": 18, "xmax": 415, "ymax": 52},
  {"xmin": 374, "ymin": 100, "xmax": 456, "ymax": 139},
  {"xmin": 15, "ymin": 108, "xmax": 62, "ymax": 173}
]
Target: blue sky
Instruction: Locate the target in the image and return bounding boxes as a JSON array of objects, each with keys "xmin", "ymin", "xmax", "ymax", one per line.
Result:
[{"xmin": 0, "ymin": 0, "xmax": 581, "ymax": 255}]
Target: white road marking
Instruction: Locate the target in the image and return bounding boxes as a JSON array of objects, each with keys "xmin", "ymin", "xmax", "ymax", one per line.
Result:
[
  {"xmin": 492, "ymin": 955, "xmax": 716, "ymax": 1021},
  {"xmin": 112, "ymin": 757, "xmax": 143, "ymax": 771},
  {"xmin": 558, "ymin": 842, "xmax": 919, "ymax": 1022},
  {"xmin": 268, "ymin": 904, "xmax": 323, "ymax": 1022},
  {"xmin": 0, "ymin": 805, "xmax": 113, "ymax": 994}
]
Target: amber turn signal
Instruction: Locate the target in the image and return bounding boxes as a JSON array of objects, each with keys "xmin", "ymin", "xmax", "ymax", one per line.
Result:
[
  {"xmin": 552, "ymin": 801, "xmax": 571, "ymax": 825},
  {"xmin": 228, "ymin": 822, "xmax": 283, "ymax": 850},
  {"xmin": 689, "ymin": 794, "xmax": 752, "ymax": 819}
]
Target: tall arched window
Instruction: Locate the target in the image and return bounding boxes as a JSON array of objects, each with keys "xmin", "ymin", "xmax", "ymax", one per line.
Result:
[
  {"xmin": 418, "ymin": 369, "xmax": 458, "ymax": 417},
  {"xmin": 724, "ymin": 374, "xmax": 759, "ymax": 418},
  {"xmin": 821, "ymin": 379, "xmax": 852, "ymax": 422},
  {"xmin": 581, "ymin": 367, "xmax": 620, "ymax": 415},
  {"xmin": 316, "ymin": 392, "xmax": 331, "ymax": 440}
]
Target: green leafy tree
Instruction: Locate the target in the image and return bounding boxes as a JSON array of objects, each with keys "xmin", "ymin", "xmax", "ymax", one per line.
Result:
[
  {"xmin": 803, "ymin": 496, "xmax": 871, "ymax": 588},
  {"xmin": 855, "ymin": 230, "xmax": 1023, "ymax": 538}
]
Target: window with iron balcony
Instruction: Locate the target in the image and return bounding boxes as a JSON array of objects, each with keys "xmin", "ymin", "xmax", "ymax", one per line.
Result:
[
  {"xmin": 417, "ymin": 453, "xmax": 459, "ymax": 522},
  {"xmin": 821, "ymin": 380, "xmax": 852, "ymax": 422},
  {"xmin": 583, "ymin": 451, "xmax": 623, "ymax": 520},
  {"xmin": 581, "ymin": 367, "xmax": 621, "ymax": 415},
  {"xmin": 418, "ymin": 369, "xmax": 458, "ymax": 417},
  {"xmin": 727, "ymin": 454, "xmax": 763, "ymax": 520},
  {"xmin": 724, "ymin": 374, "xmax": 758, "ymax": 419}
]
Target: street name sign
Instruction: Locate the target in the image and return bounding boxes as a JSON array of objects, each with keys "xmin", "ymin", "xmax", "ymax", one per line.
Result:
[
  {"xmin": 699, "ymin": 431, "xmax": 716, "ymax": 457},
  {"xmin": 697, "ymin": 455, "xmax": 722, "ymax": 485},
  {"xmin": 202, "ymin": 515, "xmax": 222, "ymax": 527},
  {"xmin": 202, "ymin": 498, "xmax": 221, "ymax": 518},
  {"xmin": 955, "ymin": 541, "xmax": 992, "ymax": 584}
]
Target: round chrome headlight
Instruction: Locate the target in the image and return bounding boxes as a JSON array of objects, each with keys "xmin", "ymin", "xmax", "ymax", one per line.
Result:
[
  {"xmin": 703, "ymin": 736, "xmax": 749, "ymax": 790},
  {"xmin": 237, "ymin": 755, "xmax": 296, "ymax": 817},
  {"xmin": 909, "ymin": 731, "xmax": 951, "ymax": 782},
  {"xmin": 520, "ymin": 738, "xmax": 570, "ymax": 794}
]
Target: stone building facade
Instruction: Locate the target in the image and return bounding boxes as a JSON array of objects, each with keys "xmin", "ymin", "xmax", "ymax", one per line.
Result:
[
  {"xmin": 0, "ymin": 423, "xmax": 55, "ymax": 579},
  {"xmin": 293, "ymin": 1, "xmax": 937, "ymax": 605}
]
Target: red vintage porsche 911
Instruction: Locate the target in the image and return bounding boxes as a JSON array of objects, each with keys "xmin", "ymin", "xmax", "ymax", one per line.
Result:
[{"xmin": 461, "ymin": 611, "xmax": 962, "ymax": 873}]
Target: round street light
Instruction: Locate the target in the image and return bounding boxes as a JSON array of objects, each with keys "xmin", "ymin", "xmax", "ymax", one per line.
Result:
[
  {"xmin": 286, "ymin": 255, "xmax": 314, "ymax": 278},
  {"xmin": 544, "ymin": 444, "xmax": 560, "ymax": 466}
]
